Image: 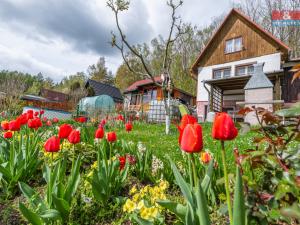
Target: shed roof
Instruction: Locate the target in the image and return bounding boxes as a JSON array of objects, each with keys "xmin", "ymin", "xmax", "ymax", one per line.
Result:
[
  {"xmin": 124, "ymin": 76, "xmax": 162, "ymax": 92},
  {"xmin": 85, "ymin": 79, "xmax": 123, "ymax": 102},
  {"xmin": 40, "ymin": 88, "xmax": 69, "ymax": 102}
]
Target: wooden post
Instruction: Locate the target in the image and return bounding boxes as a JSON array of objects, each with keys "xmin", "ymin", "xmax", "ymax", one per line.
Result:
[
  {"xmin": 274, "ymin": 75, "xmax": 281, "ymax": 100},
  {"xmin": 220, "ymin": 89, "xmax": 223, "ymax": 112},
  {"xmin": 274, "ymin": 75, "xmax": 281, "ymax": 111}
]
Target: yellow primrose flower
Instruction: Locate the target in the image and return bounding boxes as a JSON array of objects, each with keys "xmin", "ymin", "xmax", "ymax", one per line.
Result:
[
  {"xmin": 43, "ymin": 151, "xmax": 59, "ymax": 160},
  {"xmin": 148, "ymin": 207, "xmax": 158, "ymax": 219},
  {"xmin": 123, "ymin": 199, "xmax": 136, "ymax": 213},
  {"xmin": 159, "ymin": 180, "xmax": 169, "ymax": 190},
  {"xmin": 91, "ymin": 161, "xmax": 98, "ymax": 170},
  {"xmin": 130, "ymin": 185, "xmax": 137, "ymax": 195},
  {"xmin": 136, "ymin": 200, "xmax": 145, "ymax": 210},
  {"xmin": 132, "ymin": 193, "xmax": 140, "ymax": 202},
  {"xmin": 140, "ymin": 206, "xmax": 158, "ymax": 221}
]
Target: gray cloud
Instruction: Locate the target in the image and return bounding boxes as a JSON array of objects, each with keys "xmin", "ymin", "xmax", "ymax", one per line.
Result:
[{"xmin": 0, "ymin": 0, "xmax": 153, "ymax": 56}]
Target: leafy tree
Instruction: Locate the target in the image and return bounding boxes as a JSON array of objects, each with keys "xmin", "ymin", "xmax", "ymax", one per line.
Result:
[{"xmin": 88, "ymin": 57, "xmax": 114, "ymax": 85}]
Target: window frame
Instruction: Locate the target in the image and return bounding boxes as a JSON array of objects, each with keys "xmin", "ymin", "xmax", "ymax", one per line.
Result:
[
  {"xmin": 235, "ymin": 62, "xmax": 256, "ymax": 76},
  {"xmin": 213, "ymin": 67, "xmax": 232, "ymax": 79},
  {"xmin": 225, "ymin": 36, "xmax": 243, "ymax": 54}
]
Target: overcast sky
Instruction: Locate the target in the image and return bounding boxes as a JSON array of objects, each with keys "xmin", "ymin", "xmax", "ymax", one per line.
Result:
[{"xmin": 0, "ymin": 0, "xmax": 237, "ymax": 82}]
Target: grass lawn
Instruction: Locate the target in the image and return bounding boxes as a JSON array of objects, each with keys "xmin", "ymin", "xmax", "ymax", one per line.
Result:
[{"xmin": 116, "ymin": 122, "xmax": 257, "ymax": 173}]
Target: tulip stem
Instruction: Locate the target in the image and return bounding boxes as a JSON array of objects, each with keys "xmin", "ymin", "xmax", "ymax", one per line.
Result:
[
  {"xmin": 191, "ymin": 154, "xmax": 198, "ymax": 187},
  {"xmin": 51, "ymin": 152, "xmax": 53, "ymax": 169},
  {"xmin": 188, "ymin": 154, "xmax": 193, "ymax": 186},
  {"xmin": 221, "ymin": 140, "xmax": 233, "ymax": 225}
]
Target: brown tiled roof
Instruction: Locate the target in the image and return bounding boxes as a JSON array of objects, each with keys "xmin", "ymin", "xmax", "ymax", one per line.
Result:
[
  {"xmin": 124, "ymin": 76, "xmax": 162, "ymax": 92},
  {"xmin": 40, "ymin": 88, "xmax": 69, "ymax": 102}
]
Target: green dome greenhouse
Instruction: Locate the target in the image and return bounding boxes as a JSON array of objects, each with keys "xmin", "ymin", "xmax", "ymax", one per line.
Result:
[{"xmin": 78, "ymin": 95, "xmax": 115, "ymax": 115}]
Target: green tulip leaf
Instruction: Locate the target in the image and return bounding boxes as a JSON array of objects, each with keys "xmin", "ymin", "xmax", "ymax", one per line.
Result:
[
  {"xmin": 233, "ymin": 167, "xmax": 245, "ymax": 225},
  {"xmin": 169, "ymin": 159, "xmax": 194, "ymax": 205},
  {"xmin": 195, "ymin": 181, "xmax": 211, "ymax": 225},
  {"xmin": 19, "ymin": 202, "xmax": 43, "ymax": 225},
  {"xmin": 156, "ymin": 200, "xmax": 186, "ymax": 222}
]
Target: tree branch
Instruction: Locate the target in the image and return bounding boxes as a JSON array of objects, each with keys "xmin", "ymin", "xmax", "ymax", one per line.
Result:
[{"xmin": 107, "ymin": 0, "xmax": 158, "ymax": 85}]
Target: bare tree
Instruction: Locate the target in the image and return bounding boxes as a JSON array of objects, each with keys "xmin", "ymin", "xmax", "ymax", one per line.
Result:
[
  {"xmin": 107, "ymin": 0, "xmax": 184, "ymax": 134},
  {"xmin": 0, "ymin": 79, "xmax": 27, "ymax": 115},
  {"xmin": 236, "ymin": 0, "xmax": 300, "ymax": 58}
]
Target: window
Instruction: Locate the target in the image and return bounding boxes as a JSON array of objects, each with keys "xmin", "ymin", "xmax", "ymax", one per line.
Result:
[
  {"xmin": 225, "ymin": 37, "xmax": 242, "ymax": 53},
  {"xmin": 213, "ymin": 67, "xmax": 231, "ymax": 79},
  {"xmin": 223, "ymin": 68, "xmax": 231, "ymax": 78},
  {"xmin": 151, "ymin": 89, "xmax": 157, "ymax": 100},
  {"xmin": 235, "ymin": 64, "xmax": 255, "ymax": 76},
  {"xmin": 143, "ymin": 90, "xmax": 150, "ymax": 103},
  {"xmin": 213, "ymin": 70, "xmax": 222, "ymax": 79}
]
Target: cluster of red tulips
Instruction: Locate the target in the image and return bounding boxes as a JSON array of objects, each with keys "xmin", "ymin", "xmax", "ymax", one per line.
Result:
[
  {"xmin": 178, "ymin": 112, "xmax": 238, "ymax": 153},
  {"xmin": 44, "ymin": 115, "xmax": 133, "ymax": 154},
  {"xmin": 177, "ymin": 112, "xmax": 238, "ymax": 223},
  {"xmin": 1, "ymin": 109, "xmax": 59, "ymax": 139}
]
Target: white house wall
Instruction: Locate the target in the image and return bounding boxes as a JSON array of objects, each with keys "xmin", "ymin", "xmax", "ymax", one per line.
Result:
[{"xmin": 197, "ymin": 53, "xmax": 281, "ymax": 102}]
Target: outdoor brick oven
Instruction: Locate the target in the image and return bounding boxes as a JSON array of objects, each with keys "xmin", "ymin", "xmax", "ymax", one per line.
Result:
[{"xmin": 244, "ymin": 63, "xmax": 274, "ymax": 125}]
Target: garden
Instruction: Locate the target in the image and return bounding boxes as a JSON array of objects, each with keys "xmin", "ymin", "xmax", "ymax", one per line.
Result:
[{"xmin": 0, "ymin": 104, "xmax": 299, "ymax": 225}]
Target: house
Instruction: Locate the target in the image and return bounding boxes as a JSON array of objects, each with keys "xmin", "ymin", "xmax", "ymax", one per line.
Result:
[
  {"xmin": 40, "ymin": 88, "xmax": 69, "ymax": 102},
  {"xmin": 21, "ymin": 88, "xmax": 73, "ymax": 112},
  {"xmin": 85, "ymin": 79, "xmax": 123, "ymax": 103},
  {"xmin": 123, "ymin": 76, "xmax": 196, "ymax": 111},
  {"xmin": 191, "ymin": 8, "xmax": 300, "ymax": 121},
  {"xmin": 21, "ymin": 89, "xmax": 73, "ymax": 120}
]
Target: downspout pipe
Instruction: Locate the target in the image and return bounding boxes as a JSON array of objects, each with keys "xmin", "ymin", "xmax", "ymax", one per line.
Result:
[{"xmin": 202, "ymin": 80, "xmax": 211, "ymax": 112}]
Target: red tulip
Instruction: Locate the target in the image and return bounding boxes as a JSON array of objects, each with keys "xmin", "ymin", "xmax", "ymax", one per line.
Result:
[
  {"xmin": 75, "ymin": 117, "xmax": 87, "ymax": 123},
  {"xmin": 28, "ymin": 118, "xmax": 42, "ymax": 129},
  {"xmin": 212, "ymin": 113, "xmax": 238, "ymax": 141},
  {"xmin": 177, "ymin": 115, "xmax": 198, "ymax": 144},
  {"xmin": 180, "ymin": 123, "xmax": 203, "ymax": 153},
  {"xmin": 3, "ymin": 131, "xmax": 13, "ymax": 139},
  {"xmin": 27, "ymin": 119, "xmax": 36, "ymax": 128},
  {"xmin": 17, "ymin": 114, "xmax": 29, "ymax": 125},
  {"xmin": 95, "ymin": 127, "xmax": 104, "ymax": 139},
  {"xmin": 100, "ymin": 119, "xmax": 106, "ymax": 127},
  {"xmin": 125, "ymin": 122, "xmax": 133, "ymax": 132},
  {"xmin": 43, "ymin": 117, "xmax": 48, "ymax": 122},
  {"xmin": 44, "ymin": 136, "xmax": 60, "ymax": 152},
  {"xmin": 9, "ymin": 120, "xmax": 21, "ymax": 131},
  {"xmin": 1, "ymin": 121, "xmax": 9, "ymax": 130},
  {"xmin": 116, "ymin": 114, "xmax": 124, "ymax": 122},
  {"xmin": 58, "ymin": 124, "xmax": 73, "ymax": 139},
  {"xmin": 119, "ymin": 156, "xmax": 126, "ymax": 170},
  {"xmin": 68, "ymin": 130, "xmax": 81, "ymax": 144},
  {"xmin": 40, "ymin": 110, "xmax": 45, "ymax": 115},
  {"xmin": 46, "ymin": 120, "xmax": 52, "ymax": 126},
  {"xmin": 27, "ymin": 110, "xmax": 34, "ymax": 120},
  {"xmin": 52, "ymin": 117, "xmax": 59, "ymax": 123},
  {"xmin": 107, "ymin": 132, "xmax": 117, "ymax": 142},
  {"xmin": 34, "ymin": 111, "xmax": 39, "ymax": 117}
]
